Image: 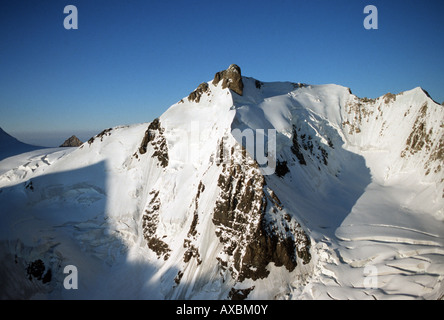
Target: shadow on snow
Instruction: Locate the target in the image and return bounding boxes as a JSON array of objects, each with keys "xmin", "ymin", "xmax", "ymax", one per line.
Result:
[{"xmin": 0, "ymin": 160, "xmax": 179, "ymax": 299}]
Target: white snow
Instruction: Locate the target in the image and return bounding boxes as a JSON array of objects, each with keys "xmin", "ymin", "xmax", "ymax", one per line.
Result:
[{"xmin": 0, "ymin": 75, "xmax": 443, "ymax": 300}]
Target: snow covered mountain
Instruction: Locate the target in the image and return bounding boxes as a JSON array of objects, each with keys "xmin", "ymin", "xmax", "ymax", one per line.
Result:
[
  {"xmin": 0, "ymin": 128, "xmax": 44, "ymax": 161},
  {"xmin": 0, "ymin": 65, "xmax": 443, "ymax": 300}
]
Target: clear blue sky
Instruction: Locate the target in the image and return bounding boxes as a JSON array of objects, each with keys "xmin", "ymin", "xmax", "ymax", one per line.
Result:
[{"xmin": 1, "ymin": 0, "xmax": 443, "ymax": 146}]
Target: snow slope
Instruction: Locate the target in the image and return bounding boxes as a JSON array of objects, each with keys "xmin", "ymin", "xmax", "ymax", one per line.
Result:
[{"xmin": 0, "ymin": 66, "xmax": 443, "ymax": 300}]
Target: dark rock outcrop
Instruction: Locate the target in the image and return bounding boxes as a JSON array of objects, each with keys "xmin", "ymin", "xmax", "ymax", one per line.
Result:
[
  {"xmin": 26, "ymin": 259, "xmax": 52, "ymax": 283},
  {"xmin": 188, "ymin": 82, "xmax": 210, "ymax": 103},
  {"xmin": 212, "ymin": 64, "xmax": 244, "ymax": 96},
  {"xmin": 291, "ymin": 125, "xmax": 330, "ymax": 168},
  {"xmin": 182, "ymin": 181, "xmax": 205, "ymax": 265},
  {"xmin": 139, "ymin": 118, "xmax": 169, "ymax": 168},
  {"xmin": 142, "ymin": 190, "xmax": 171, "ymax": 260},
  {"xmin": 402, "ymin": 103, "xmax": 431, "ymax": 157},
  {"xmin": 291, "ymin": 127, "xmax": 307, "ymax": 166},
  {"xmin": 88, "ymin": 128, "xmax": 112, "ymax": 145},
  {"xmin": 383, "ymin": 92, "xmax": 397, "ymax": 104},
  {"xmin": 212, "ymin": 142, "xmax": 311, "ymax": 282},
  {"xmin": 60, "ymin": 135, "xmax": 82, "ymax": 147},
  {"xmin": 228, "ymin": 287, "xmax": 255, "ymax": 300},
  {"xmin": 275, "ymin": 160, "xmax": 289, "ymax": 178}
]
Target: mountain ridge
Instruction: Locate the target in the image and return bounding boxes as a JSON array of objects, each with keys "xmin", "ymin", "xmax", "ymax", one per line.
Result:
[
  {"xmin": 0, "ymin": 65, "xmax": 443, "ymax": 300},
  {"xmin": 0, "ymin": 127, "xmax": 45, "ymax": 161}
]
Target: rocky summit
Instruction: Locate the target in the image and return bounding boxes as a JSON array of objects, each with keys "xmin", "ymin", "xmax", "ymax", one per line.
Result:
[
  {"xmin": 212, "ymin": 64, "xmax": 244, "ymax": 96},
  {"xmin": 59, "ymin": 135, "xmax": 83, "ymax": 147},
  {"xmin": 0, "ymin": 65, "xmax": 443, "ymax": 300}
]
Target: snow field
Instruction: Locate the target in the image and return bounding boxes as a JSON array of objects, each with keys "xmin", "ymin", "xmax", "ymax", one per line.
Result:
[{"xmin": 0, "ymin": 76, "xmax": 443, "ymax": 299}]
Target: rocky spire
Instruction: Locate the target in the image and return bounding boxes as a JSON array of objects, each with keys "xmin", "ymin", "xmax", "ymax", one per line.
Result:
[{"xmin": 212, "ymin": 64, "xmax": 244, "ymax": 96}]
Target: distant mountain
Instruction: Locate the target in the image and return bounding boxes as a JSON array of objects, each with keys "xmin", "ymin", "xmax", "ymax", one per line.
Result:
[
  {"xmin": 0, "ymin": 128, "xmax": 44, "ymax": 161},
  {"xmin": 60, "ymin": 135, "xmax": 83, "ymax": 147},
  {"xmin": 0, "ymin": 65, "xmax": 443, "ymax": 300}
]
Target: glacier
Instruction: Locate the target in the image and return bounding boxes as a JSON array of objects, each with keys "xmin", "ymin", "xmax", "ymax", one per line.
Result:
[{"xmin": 0, "ymin": 65, "xmax": 443, "ymax": 300}]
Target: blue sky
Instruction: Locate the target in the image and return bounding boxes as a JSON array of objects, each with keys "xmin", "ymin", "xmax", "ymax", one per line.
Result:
[{"xmin": 1, "ymin": 0, "xmax": 443, "ymax": 147}]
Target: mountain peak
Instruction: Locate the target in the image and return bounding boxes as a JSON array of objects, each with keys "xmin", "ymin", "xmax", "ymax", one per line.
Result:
[
  {"xmin": 212, "ymin": 64, "xmax": 244, "ymax": 96},
  {"xmin": 0, "ymin": 127, "xmax": 19, "ymax": 143},
  {"xmin": 1, "ymin": 72, "xmax": 444, "ymax": 300},
  {"xmin": 0, "ymin": 128, "xmax": 43, "ymax": 160},
  {"xmin": 410, "ymin": 86, "xmax": 440, "ymax": 105},
  {"xmin": 60, "ymin": 135, "xmax": 83, "ymax": 147},
  {"xmin": 0, "ymin": 127, "xmax": 11, "ymax": 136}
]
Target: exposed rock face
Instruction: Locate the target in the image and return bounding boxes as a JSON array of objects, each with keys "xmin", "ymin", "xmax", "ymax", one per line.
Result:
[
  {"xmin": 402, "ymin": 103, "xmax": 432, "ymax": 157},
  {"xmin": 383, "ymin": 93, "xmax": 397, "ymax": 104},
  {"xmin": 212, "ymin": 142, "xmax": 311, "ymax": 282},
  {"xmin": 142, "ymin": 190, "xmax": 171, "ymax": 260},
  {"xmin": 139, "ymin": 119, "xmax": 159, "ymax": 154},
  {"xmin": 401, "ymin": 102, "xmax": 444, "ymax": 176},
  {"xmin": 341, "ymin": 88, "xmax": 443, "ymax": 200},
  {"xmin": 60, "ymin": 135, "xmax": 82, "ymax": 147},
  {"xmin": 182, "ymin": 181, "xmax": 204, "ymax": 266},
  {"xmin": 342, "ymin": 96, "xmax": 376, "ymax": 135},
  {"xmin": 228, "ymin": 287, "xmax": 255, "ymax": 300},
  {"xmin": 139, "ymin": 118, "xmax": 169, "ymax": 168},
  {"xmin": 26, "ymin": 259, "xmax": 52, "ymax": 283},
  {"xmin": 188, "ymin": 82, "xmax": 210, "ymax": 103},
  {"xmin": 87, "ymin": 128, "xmax": 112, "ymax": 145},
  {"xmin": 275, "ymin": 160, "xmax": 289, "ymax": 178},
  {"xmin": 291, "ymin": 126, "xmax": 307, "ymax": 166},
  {"xmin": 212, "ymin": 64, "xmax": 244, "ymax": 96},
  {"xmin": 291, "ymin": 125, "xmax": 329, "ymax": 167}
]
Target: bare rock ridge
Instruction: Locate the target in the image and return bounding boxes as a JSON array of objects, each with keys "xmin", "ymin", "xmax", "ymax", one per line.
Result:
[
  {"xmin": 3, "ymin": 63, "xmax": 443, "ymax": 300},
  {"xmin": 212, "ymin": 145, "xmax": 311, "ymax": 282},
  {"xmin": 138, "ymin": 118, "xmax": 169, "ymax": 168},
  {"xmin": 213, "ymin": 64, "xmax": 244, "ymax": 96},
  {"xmin": 187, "ymin": 64, "xmax": 244, "ymax": 103},
  {"xmin": 187, "ymin": 82, "xmax": 210, "ymax": 103},
  {"xmin": 59, "ymin": 135, "xmax": 82, "ymax": 147}
]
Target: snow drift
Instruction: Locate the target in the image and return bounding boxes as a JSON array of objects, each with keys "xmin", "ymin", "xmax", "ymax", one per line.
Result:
[{"xmin": 0, "ymin": 65, "xmax": 443, "ymax": 300}]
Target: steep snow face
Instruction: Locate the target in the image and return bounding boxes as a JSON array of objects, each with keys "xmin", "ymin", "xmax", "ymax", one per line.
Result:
[
  {"xmin": 0, "ymin": 68, "xmax": 443, "ymax": 300},
  {"xmin": 137, "ymin": 80, "xmax": 313, "ymax": 299},
  {"xmin": 341, "ymin": 88, "xmax": 443, "ymax": 198},
  {"xmin": 231, "ymin": 79, "xmax": 444, "ymax": 299}
]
